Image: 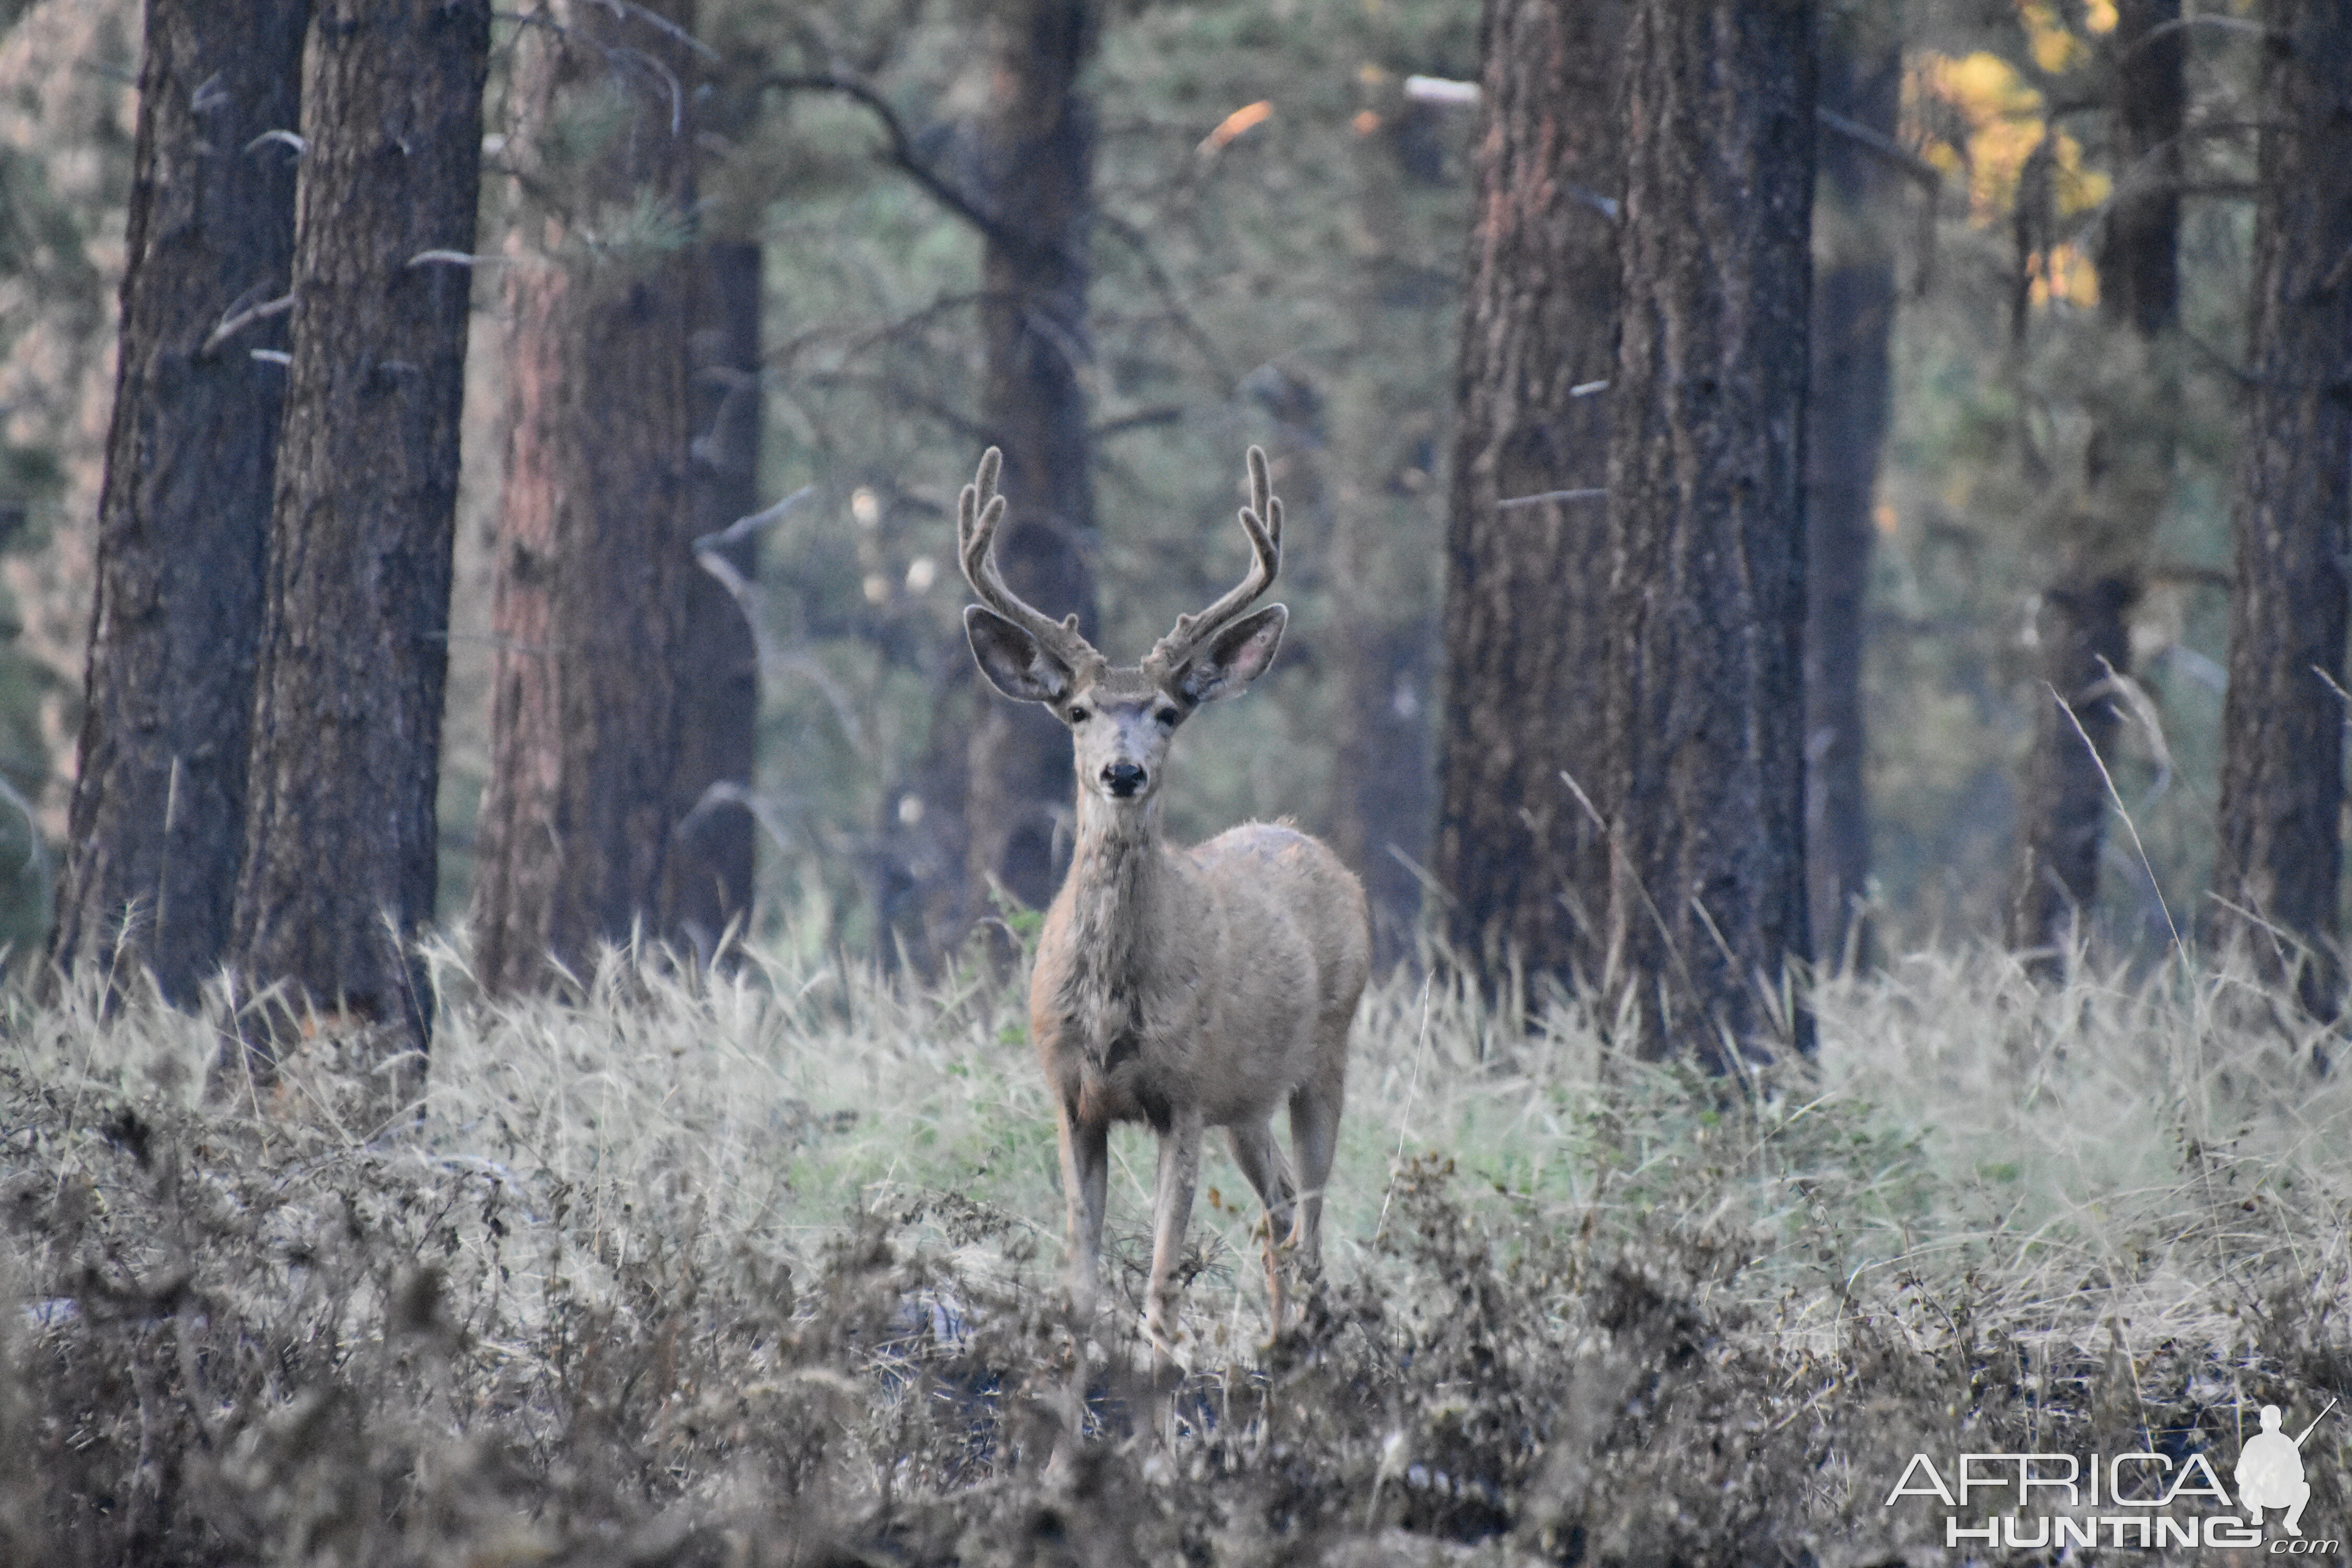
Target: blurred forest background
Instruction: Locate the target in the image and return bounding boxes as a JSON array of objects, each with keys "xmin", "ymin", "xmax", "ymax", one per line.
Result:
[{"xmin": 0, "ymin": 0, "xmax": 2314, "ymax": 984}]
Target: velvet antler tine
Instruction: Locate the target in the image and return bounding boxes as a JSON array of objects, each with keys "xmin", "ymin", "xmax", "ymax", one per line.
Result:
[
  {"xmin": 956, "ymin": 446, "xmax": 1098, "ymax": 671},
  {"xmin": 1146, "ymin": 446, "xmax": 1284, "ymax": 674}
]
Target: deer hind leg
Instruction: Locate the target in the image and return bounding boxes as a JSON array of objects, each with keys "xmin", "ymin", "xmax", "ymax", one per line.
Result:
[
  {"xmin": 1287, "ymin": 1078, "xmax": 1343, "ymax": 1277},
  {"xmin": 1224, "ymin": 1120, "xmax": 1297, "ymax": 1332},
  {"xmin": 1057, "ymin": 1104, "xmax": 1109, "ymax": 1327},
  {"xmin": 1144, "ymin": 1111, "xmax": 1204, "ymax": 1368}
]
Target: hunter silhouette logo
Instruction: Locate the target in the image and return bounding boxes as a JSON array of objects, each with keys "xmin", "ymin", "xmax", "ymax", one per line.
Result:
[
  {"xmin": 2240, "ymin": 1400, "xmax": 2333, "ymax": 1538},
  {"xmin": 1885, "ymin": 1399, "xmax": 2339, "ymax": 1550}
]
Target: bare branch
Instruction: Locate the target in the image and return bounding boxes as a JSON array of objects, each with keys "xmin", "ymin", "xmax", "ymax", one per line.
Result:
[
  {"xmin": 2122, "ymin": 11, "xmax": 2273, "ymax": 63},
  {"xmin": 695, "ymin": 547, "xmax": 871, "ymax": 757},
  {"xmin": 695, "ymin": 484, "xmax": 817, "ymax": 557},
  {"xmin": 201, "ymin": 291, "xmax": 293, "ymax": 354},
  {"xmin": 1097, "ymin": 211, "xmax": 1237, "ymax": 390},
  {"xmin": 759, "ymin": 73, "xmax": 1027, "ymax": 255},
  {"xmin": 590, "ymin": 0, "xmax": 718, "ymax": 60},
  {"xmin": 1816, "ymin": 107, "xmax": 1942, "ymax": 192},
  {"xmin": 1093, "ymin": 406, "xmax": 1185, "ymax": 441},
  {"xmin": 1496, "ymin": 487, "xmax": 1607, "ymax": 510}
]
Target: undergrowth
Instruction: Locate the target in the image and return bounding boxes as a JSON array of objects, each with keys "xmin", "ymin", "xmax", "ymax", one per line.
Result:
[{"xmin": 1, "ymin": 939, "xmax": 2346, "ymax": 1564}]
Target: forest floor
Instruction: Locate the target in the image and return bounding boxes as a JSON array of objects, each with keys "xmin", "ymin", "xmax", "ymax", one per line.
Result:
[{"xmin": 2, "ymin": 934, "xmax": 2347, "ymax": 1565}]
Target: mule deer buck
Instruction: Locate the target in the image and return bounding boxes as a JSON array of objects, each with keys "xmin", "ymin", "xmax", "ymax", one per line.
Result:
[{"xmin": 958, "ymin": 445, "xmax": 1369, "ymax": 1359}]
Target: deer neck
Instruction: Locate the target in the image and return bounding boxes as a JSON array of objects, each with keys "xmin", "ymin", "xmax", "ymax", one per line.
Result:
[{"xmin": 1058, "ymin": 791, "xmax": 1184, "ymax": 1065}]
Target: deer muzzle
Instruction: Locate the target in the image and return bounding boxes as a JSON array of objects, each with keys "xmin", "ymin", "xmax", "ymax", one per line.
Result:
[{"xmin": 1102, "ymin": 762, "xmax": 1147, "ymax": 798}]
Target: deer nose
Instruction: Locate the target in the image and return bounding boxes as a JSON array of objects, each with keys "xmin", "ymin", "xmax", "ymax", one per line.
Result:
[{"xmin": 1102, "ymin": 762, "xmax": 1147, "ymax": 798}]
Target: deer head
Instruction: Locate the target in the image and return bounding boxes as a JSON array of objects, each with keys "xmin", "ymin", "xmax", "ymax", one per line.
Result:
[{"xmin": 959, "ymin": 444, "xmax": 1289, "ymax": 807}]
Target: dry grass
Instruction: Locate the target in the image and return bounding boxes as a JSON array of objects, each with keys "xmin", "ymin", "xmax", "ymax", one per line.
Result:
[{"xmin": 2, "ymin": 936, "xmax": 2346, "ymax": 1564}]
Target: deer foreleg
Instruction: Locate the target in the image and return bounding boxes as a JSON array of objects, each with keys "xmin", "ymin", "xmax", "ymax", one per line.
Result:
[
  {"xmin": 1058, "ymin": 1105, "xmax": 1109, "ymax": 1325},
  {"xmin": 1145, "ymin": 1111, "xmax": 1203, "ymax": 1364}
]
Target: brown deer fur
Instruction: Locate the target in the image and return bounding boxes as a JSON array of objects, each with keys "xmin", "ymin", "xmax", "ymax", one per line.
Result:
[{"xmin": 958, "ymin": 446, "xmax": 1370, "ymax": 1357}]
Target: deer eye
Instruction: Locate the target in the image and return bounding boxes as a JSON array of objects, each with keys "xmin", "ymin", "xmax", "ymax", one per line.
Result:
[
  {"xmin": 1155, "ymin": 706, "xmax": 1180, "ymax": 726},
  {"xmin": 1066, "ymin": 706, "xmax": 1089, "ymax": 725}
]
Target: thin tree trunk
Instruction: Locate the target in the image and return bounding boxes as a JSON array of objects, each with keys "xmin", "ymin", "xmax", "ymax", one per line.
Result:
[
  {"xmin": 875, "ymin": 673, "xmax": 973, "ymax": 973},
  {"xmin": 1326, "ymin": 86, "xmax": 1439, "ymax": 974},
  {"xmin": 2006, "ymin": 0, "xmax": 2182, "ymax": 968},
  {"xmin": 661, "ymin": 238, "xmax": 762, "ymax": 962},
  {"xmin": 1803, "ymin": 6, "xmax": 1899, "ymax": 973},
  {"xmin": 226, "ymin": 0, "xmax": 490, "ymax": 1062},
  {"xmin": 1434, "ymin": 0, "xmax": 1623, "ymax": 993},
  {"xmin": 470, "ymin": 0, "xmax": 700, "ymax": 994},
  {"xmin": 1602, "ymin": 0, "xmax": 1815, "ymax": 1064},
  {"xmin": 2097, "ymin": 0, "xmax": 2183, "ymax": 339},
  {"xmin": 50, "ymin": 0, "xmax": 307, "ymax": 1000},
  {"xmin": 2211, "ymin": 0, "xmax": 2352, "ymax": 1017},
  {"xmin": 966, "ymin": 0, "xmax": 1099, "ymax": 916}
]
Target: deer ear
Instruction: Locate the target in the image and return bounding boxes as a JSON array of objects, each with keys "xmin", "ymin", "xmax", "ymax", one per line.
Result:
[
  {"xmin": 965, "ymin": 605, "xmax": 1073, "ymax": 702},
  {"xmin": 1177, "ymin": 603, "xmax": 1286, "ymax": 704}
]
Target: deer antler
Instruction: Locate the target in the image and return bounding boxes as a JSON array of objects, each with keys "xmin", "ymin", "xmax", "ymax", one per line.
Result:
[
  {"xmin": 958, "ymin": 446, "xmax": 1100, "ymax": 673},
  {"xmin": 1145, "ymin": 445, "xmax": 1283, "ymax": 676}
]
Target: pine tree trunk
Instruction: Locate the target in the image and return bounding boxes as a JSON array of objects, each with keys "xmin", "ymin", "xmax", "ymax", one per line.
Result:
[
  {"xmin": 660, "ymin": 238, "xmax": 762, "ymax": 962},
  {"xmin": 1602, "ymin": 0, "xmax": 1815, "ymax": 1064},
  {"xmin": 1325, "ymin": 86, "xmax": 1441, "ymax": 973},
  {"xmin": 50, "ymin": 0, "xmax": 307, "ymax": 1000},
  {"xmin": 226, "ymin": 0, "xmax": 490, "ymax": 1059},
  {"xmin": 2211, "ymin": 0, "xmax": 2352, "ymax": 1016},
  {"xmin": 469, "ymin": 0, "xmax": 700, "ymax": 994},
  {"xmin": 2006, "ymin": 0, "xmax": 2182, "ymax": 967},
  {"xmin": 966, "ymin": 0, "xmax": 1099, "ymax": 916},
  {"xmin": 1803, "ymin": 7, "xmax": 1899, "ymax": 973},
  {"xmin": 1434, "ymin": 0, "xmax": 1623, "ymax": 991},
  {"xmin": 2097, "ymin": 0, "xmax": 2183, "ymax": 339}
]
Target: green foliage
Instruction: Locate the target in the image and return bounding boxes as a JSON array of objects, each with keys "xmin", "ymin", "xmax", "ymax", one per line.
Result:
[{"xmin": 3, "ymin": 941, "xmax": 2346, "ymax": 1560}]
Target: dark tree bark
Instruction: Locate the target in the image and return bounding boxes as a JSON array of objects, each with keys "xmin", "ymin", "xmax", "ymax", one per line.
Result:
[
  {"xmin": 2096, "ymin": 0, "xmax": 2184, "ymax": 339},
  {"xmin": 50, "ymin": 0, "xmax": 307, "ymax": 1000},
  {"xmin": 470, "ymin": 0, "xmax": 701, "ymax": 994},
  {"xmin": 965, "ymin": 0, "xmax": 1100, "ymax": 915},
  {"xmin": 1803, "ymin": 7, "xmax": 1899, "ymax": 973},
  {"xmin": 1434, "ymin": 0, "xmax": 1623, "ymax": 991},
  {"xmin": 2210, "ymin": 0, "xmax": 2352, "ymax": 1016},
  {"xmin": 225, "ymin": 0, "xmax": 490, "ymax": 1057},
  {"xmin": 2005, "ymin": 0, "xmax": 2183, "ymax": 967},
  {"xmin": 661, "ymin": 238, "xmax": 762, "ymax": 962},
  {"xmin": 1602, "ymin": 0, "xmax": 1815, "ymax": 1064}
]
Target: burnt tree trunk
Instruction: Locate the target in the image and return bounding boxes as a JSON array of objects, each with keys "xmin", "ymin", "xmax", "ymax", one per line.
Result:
[
  {"xmin": 661, "ymin": 238, "xmax": 762, "ymax": 962},
  {"xmin": 1803, "ymin": 7, "xmax": 1899, "ymax": 973},
  {"xmin": 966, "ymin": 0, "xmax": 1099, "ymax": 916},
  {"xmin": 1602, "ymin": 0, "xmax": 1815, "ymax": 1064},
  {"xmin": 51, "ymin": 0, "xmax": 307, "ymax": 1000},
  {"xmin": 2211, "ymin": 0, "xmax": 2352, "ymax": 1016},
  {"xmin": 470, "ymin": 0, "xmax": 701, "ymax": 994},
  {"xmin": 1434, "ymin": 0, "xmax": 1623, "ymax": 992},
  {"xmin": 2006, "ymin": 0, "xmax": 2182, "ymax": 966},
  {"xmin": 225, "ymin": 0, "xmax": 490, "ymax": 1058}
]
